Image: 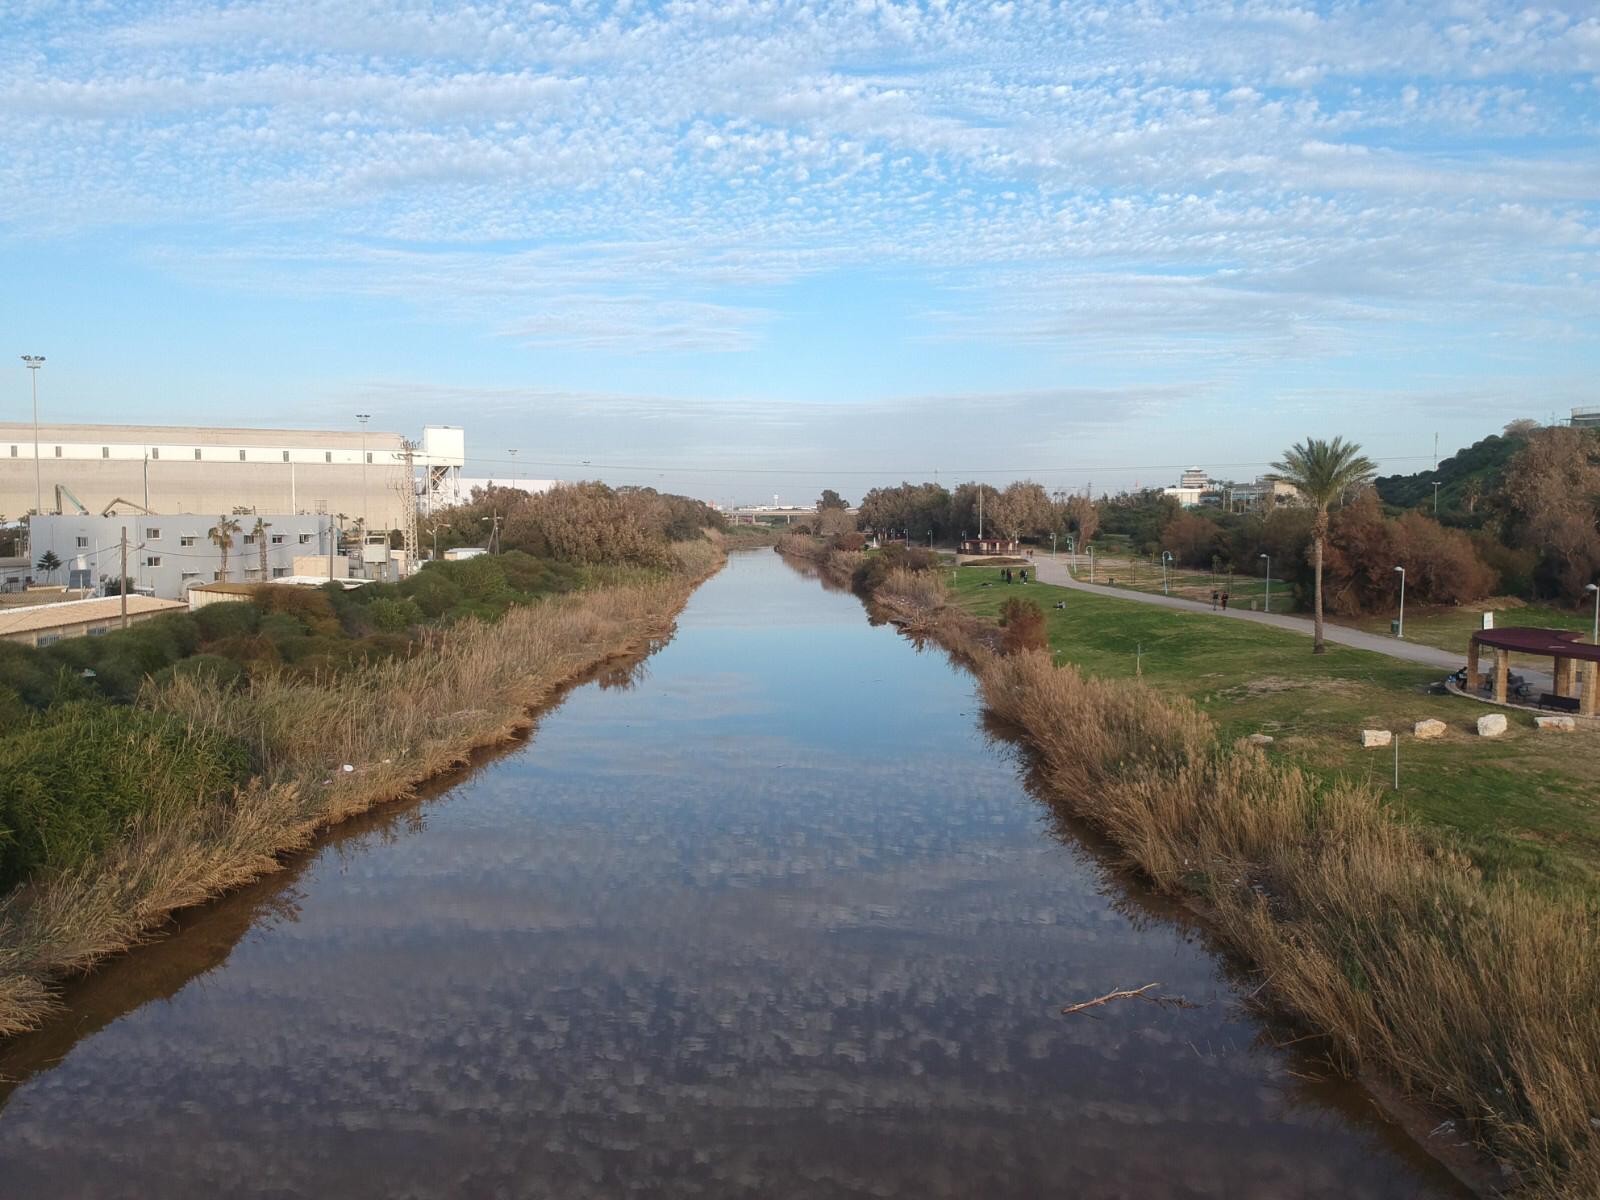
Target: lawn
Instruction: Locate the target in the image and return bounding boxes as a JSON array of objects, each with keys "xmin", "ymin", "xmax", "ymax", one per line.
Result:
[
  {"xmin": 950, "ymin": 565, "xmax": 1600, "ymax": 892},
  {"xmin": 1331, "ymin": 601, "xmax": 1595, "ymax": 672}
]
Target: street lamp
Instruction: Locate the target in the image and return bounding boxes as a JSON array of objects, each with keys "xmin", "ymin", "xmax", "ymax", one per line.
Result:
[
  {"xmin": 356, "ymin": 413, "xmax": 372, "ymax": 529},
  {"xmin": 21, "ymin": 356, "xmax": 44, "ymax": 519},
  {"xmin": 1259, "ymin": 552, "xmax": 1271, "ymax": 613},
  {"xmin": 1161, "ymin": 550, "xmax": 1173, "ymax": 594},
  {"xmin": 509, "ymin": 448, "xmax": 519, "ymax": 488},
  {"xmin": 1432, "ymin": 481, "xmax": 1441, "ymax": 515},
  {"xmin": 1394, "ymin": 566, "xmax": 1406, "ymax": 638},
  {"xmin": 1587, "ymin": 583, "xmax": 1598, "ymax": 645}
]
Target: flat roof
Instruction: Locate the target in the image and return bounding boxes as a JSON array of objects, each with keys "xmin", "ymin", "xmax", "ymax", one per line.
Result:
[
  {"xmin": 1472, "ymin": 626, "xmax": 1600, "ymax": 663},
  {"xmin": 0, "ymin": 422, "xmax": 403, "ymax": 445},
  {"xmin": 0, "ymin": 594, "xmax": 186, "ymax": 636}
]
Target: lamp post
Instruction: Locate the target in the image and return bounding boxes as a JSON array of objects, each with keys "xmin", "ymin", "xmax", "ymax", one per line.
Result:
[
  {"xmin": 1161, "ymin": 550, "xmax": 1173, "ymax": 595},
  {"xmin": 1587, "ymin": 583, "xmax": 1599, "ymax": 645},
  {"xmin": 1394, "ymin": 566, "xmax": 1406, "ymax": 638},
  {"xmin": 509, "ymin": 448, "xmax": 519, "ymax": 488},
  {"xmin": 1259, "ymin": 553, "xmax": 1271, "ymax": 613},
  {"xmin": 21, "ymin": 356, "xmax": 44, "ymax": 519},
  {"xmin": 356, "ymin": 413, "xmax": 371, "ymax": 529},
  {"xmin": 1432, "ymin": 481, "xmax": 1441, "ymax": 514}
]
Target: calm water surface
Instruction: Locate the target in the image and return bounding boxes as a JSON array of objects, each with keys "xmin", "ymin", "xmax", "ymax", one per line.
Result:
[{"xmin": 0, "ymin": 550, "xmax": 1467, "ymax": 1198}]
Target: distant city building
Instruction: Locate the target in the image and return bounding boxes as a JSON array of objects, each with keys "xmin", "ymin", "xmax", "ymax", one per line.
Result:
[
  {"xmin": 1179, "ymin": 467, "xmax": 1209, "ymax": 489},
  {"xmin": 1161, "ymin": 486, "xmax": 1206, "ymax": 508},
  {"xmin": 1224, "ymin": 477, "xmax": 1301, "ymax": 511},
  {"xmin": 1572, "ymin": 406, "xmax": 1600, "ymax": 429},
  {"xmin": 0, "ymin": 422, "xmax": 466, "ymax": 536}
]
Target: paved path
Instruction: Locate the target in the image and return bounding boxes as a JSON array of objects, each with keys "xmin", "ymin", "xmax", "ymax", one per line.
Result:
[{"xmin": 1024, "ymin": 554, "xmax": 1476, "ymax": 674}]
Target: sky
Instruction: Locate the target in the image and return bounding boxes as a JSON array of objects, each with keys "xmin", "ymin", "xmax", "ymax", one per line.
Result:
[{"xmin": 2, "ymin": 0, "xmax": 1597, "ymax": 504}]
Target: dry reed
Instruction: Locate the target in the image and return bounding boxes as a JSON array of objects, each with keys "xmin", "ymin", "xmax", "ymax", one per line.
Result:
[
  {"xmin": 0, "ymin": 556, "xmax": 719, "ymax": 1038},
  {"xmin": 976, "ymin": 647, "xmax": 1599, "ymax": 1197}
]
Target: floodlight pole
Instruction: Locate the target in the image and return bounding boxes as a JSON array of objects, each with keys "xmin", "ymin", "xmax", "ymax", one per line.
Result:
[
  {"xmin": 1259, "ymin": 553, "xmax": 1271, "ymax": 613},
  {"xmin": 1394, "ymin": 566, "xmax": 1406, "ymax": 638},
  {"xmin": 22, "ymin": 356, "xmax": 44, "ymax": 520}
]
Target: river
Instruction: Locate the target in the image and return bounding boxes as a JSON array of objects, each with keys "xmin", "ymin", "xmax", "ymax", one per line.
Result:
[{"xmin": 0, "ymin": 549, "xmax": 1467, "ymax": 1198}]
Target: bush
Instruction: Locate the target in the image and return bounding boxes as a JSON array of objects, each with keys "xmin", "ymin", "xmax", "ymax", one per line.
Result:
[
  {"xmin": 150, "ymin": 653, "xmax": 247, "ymax": 691},
  {"xmin": 250, "ymin": 585, "xmax": 341, "ymax": 637},
  {"xmin": 259, "ymin": 612, "xmax": 308, "ymax": 642},
  {"xmin": 193, "ymin": 600, "xmax": 261, "ymax": 642},
  {"xmin": 365, "ymin": 597, "xmax": 424, "ymax": 633},
  {"xmin": 999, "ymin": 598, "xmax": 1048, "ymax": 654},
  {"xmin": 832, "ymin": 532, "xmax": 868, "ymax": 552},
  {"xmin": 0, "ymin": 704, "xmax": 251, "ymax": 894}
]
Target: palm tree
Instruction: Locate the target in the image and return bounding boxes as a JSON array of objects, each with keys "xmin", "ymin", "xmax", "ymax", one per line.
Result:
[
  {"xmin": 208, "ymin": 515, "xmax": 242, "ymax": 583},
  {"xmin": 1271, "ymin": 436, "xmax": 1377, "ymax": 654},
  {"xmin": 35, "ymin": 550, "xmax": 62, "ymax": 583},
  {"xmin": 252, "ymin": 517, "xmax": 272, "ymax": 581}
]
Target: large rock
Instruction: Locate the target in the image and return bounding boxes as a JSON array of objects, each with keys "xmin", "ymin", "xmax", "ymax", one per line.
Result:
[
  {"xmin": 1535, "ymin": 715, "xmax": 1576, "ymax": 732},
  {"xmin": 1476, "ymin": 713, "xmax": 1508, "ymax": 737},
  {"xmin": 1246, "ymin": 733, "xmax": 1275, "ymax": 747},
  {"xmin": 1413, "ymin": 718, "xmax": 1447, "ymax": 740},
  {"xmin": 1361, "ymin": 729, "xmax": 1392, "ymax": 749}
]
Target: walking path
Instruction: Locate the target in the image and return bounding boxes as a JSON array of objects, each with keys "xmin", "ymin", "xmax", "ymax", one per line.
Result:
[{"xmin": 1025, "ymin": 555, "xmax": 1473, "ymax": 674}]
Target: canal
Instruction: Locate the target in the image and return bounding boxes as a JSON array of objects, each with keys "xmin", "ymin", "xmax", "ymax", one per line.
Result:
[{"xmin": 0, "ymin": 549, "xmax": 1465, "ymax": 1197}]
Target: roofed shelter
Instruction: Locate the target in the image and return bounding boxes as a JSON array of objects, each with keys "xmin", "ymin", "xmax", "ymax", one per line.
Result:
[{"xmin": 1467, "ymin": 627, "xmax": 1600, "ymax": 715}]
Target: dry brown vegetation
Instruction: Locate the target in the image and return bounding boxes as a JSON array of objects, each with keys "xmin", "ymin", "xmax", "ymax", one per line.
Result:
[
  {"xmin": 852, "ymin": 560, "xmax": 1599, "ymax": 1196},
  {"xmin": 0, "ymin": 553, "xmax": 720, "ymax": 1038}
]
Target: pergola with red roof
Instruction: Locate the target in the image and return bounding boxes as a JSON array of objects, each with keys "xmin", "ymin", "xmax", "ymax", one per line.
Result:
[{"xmin": 1466, "ymin": 627, "xmax": 1600, "ymax": 715}]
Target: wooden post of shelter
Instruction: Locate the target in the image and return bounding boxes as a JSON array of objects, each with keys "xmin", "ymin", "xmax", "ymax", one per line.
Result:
[
  {"xmin": 1583, "ymin": 663, "xmax": 1599, "ymax": 718},
  {"xmin": 1553, "ymin": 656, "xmax": 1573, "ymax": 698},
  {"xmin": 1493, "ymin": 649, "xmax": 1509, "ymax": 705},
  {"xmin": 1465, "ymin": 636, "xmax": 1481, "ymax": 692}
]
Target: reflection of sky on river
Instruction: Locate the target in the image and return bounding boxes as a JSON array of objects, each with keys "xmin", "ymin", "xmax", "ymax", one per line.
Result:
[{"xmin": 0, "ymin": 550, "xmax": 1465, "ymax": 1198}]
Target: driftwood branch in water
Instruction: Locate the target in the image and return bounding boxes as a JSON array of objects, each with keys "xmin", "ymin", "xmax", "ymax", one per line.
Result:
[{"xmin": 1060, "ymin": 983, "xmax": 1160, "ymax": 1016}]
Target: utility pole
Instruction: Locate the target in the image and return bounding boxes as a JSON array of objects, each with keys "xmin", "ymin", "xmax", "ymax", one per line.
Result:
[
  {"xmin": 356, "ymin": 412, "xmax": 372, "ymax": 529},
  {"xmin": 978, "ymin": 487, "xmax": 984, "ymax": 539},
  {"xmin": 119, "ymin": 527, "xmax": 129, "ymax": 629},
  {"xmin": 22, "ymin": 356, "xmax": 44, "ymax": 520}
]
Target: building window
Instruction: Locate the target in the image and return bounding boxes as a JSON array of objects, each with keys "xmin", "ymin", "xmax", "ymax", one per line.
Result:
[
  {"xmin": 194, "ymin": 448, "xmax": 202, "ymax": 460},
  {"xmin": 145, "ymin": 556, "xmax": 162, "ymax": 567},
  {"xmin": 243, "ymin": 534, "xmax": 256, "ymax": 545},
  {"xmin": 325, "ymin": 451, "xmax": 332, "ymax": 463},
  {"xmin": 181, "ymin": 571, "xmax": 200, "ymax": 581},
  {"xmin": 365, "ymin": 451, "xmax": 373, "ymax": 464},
  {"xmin": 272, "ymin": 567, "xmax": 289, "ymax": 578},
  {"xmin": 299, "ymin": 533, "xmax": 313, "ymax": 544},
  {"xmin": 212, "ymin": 571, "xmax": 222, "ymax": 581},
  {"xmin": 282, "ymin": 450, "xmax": 290, "ymax": 462},
  {"xmin": 54, "ymin": 446, "xmax": 62, "ymax": 457},
  {"xmin": 76, "ymin": 536, "xmax": 88, "ymax": 548},
  {"xmin": 102, "ymin": 446, "xmax": 110, "ymax": 458},
  {"xmin": 180, "ymin": 535, "xmax": 197, "ymax": 547},
  {"xmin": 37, "ymin": 634, "xmax": 60, "ymax": 647},
  {"xmin": 8, "ymin": 446, "xmax": 15, "ymax": 457},
  {"xmin": 270, "ymin": 534, "xmax": 285, "ymax": 544},
  {"xmin": 151, "ymin": 447, "xmax": 160, "ymax": 460},
  {"xmin": 239, "ymin": 449, "xmax": 247, "ymax": 462},
  {"xmin": 146, "ymin": 528, "xmax": 160, "ymax": 539},
  {"xmin": 88, "ymin": 626, "xmax": 108, "ymax": 637}
]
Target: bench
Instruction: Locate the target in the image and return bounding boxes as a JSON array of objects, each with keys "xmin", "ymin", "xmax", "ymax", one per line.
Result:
[{"xmin": 1538, "ymin": 693, "xmax": 1581, "ymax": 713}]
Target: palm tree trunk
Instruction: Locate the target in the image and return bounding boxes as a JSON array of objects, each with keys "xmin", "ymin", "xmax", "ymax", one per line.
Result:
[
  {"xmin": 1312, "ymin": 522, "xmax": 1326, "ymax": 654},
  {"xmin": 220, "ymin": 548, "xmax": 228, "ymax": 583}
]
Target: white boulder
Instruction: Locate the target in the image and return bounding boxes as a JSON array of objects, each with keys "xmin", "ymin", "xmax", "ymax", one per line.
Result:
[
  {"xmin": 1413, "ymin": 718, "xmax": 1447, "ymax": 740},
  {"xmin": 1534, "ymin": 716, "xmax": 1576, "ymax": 732},
  {"xmin": 1246, "ymin": 733, "xmax": 1275, "ymax": 747},
  {"xmin": 1361, "ymin": 729, "xmax": 1392, "ymax": 749},
  {"xmin": 1476, "ymin": 714, "xmax": 1508, "ymax": 738}
]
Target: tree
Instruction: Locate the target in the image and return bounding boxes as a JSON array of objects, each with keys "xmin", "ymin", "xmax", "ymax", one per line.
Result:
[
  {"xmin": 988, "ymin": 481, "xmax": 1054, "ymax": 540},
  {"xmin": 817, "ymin": 489, "xmax": 849, "ymax": 511},
  {"xmin": 208, "ymin": 515, "xmax": 242, "ymax": 583},
  {"xmin": 34, "ymin": 550, "xmax": 61, "ymax": 583},
  {"xmin": 253, "ymin": 517, "xmax": 272, "ymax": 582},
  {"xmin": 1502, "ymin": 426, "xmax": 1600, "ymax": 601},
  {"xmin": 1062, "ymin": 494, "xmax": 1099, "ymax": 548},
  {"xmin": 1271, "ymin": 436, "xmax": 1377, "ymax": 653}
]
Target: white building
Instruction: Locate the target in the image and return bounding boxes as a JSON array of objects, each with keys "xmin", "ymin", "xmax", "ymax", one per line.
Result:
[
  {"xmin": 1, "ymin": 422, "xmax": 466, "ymax": 536},
  {"xmin": 1179, "ymin": 467, "xmax": 1209, "ymax": 489}
]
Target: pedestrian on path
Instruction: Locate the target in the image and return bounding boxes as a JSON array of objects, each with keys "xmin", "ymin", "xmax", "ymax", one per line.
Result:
[
  {"xmin": 1220, "ymin": 591, "xmax": 1229, "ymax": 610},
  {"xmin": 1211, "ymin": 590, "xmax": 1218, "ymax": 610}
]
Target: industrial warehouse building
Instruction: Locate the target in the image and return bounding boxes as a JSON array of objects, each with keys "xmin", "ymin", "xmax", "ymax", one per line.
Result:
[{"xmin": 1, "ymin": 422, "xmax": 466, "ymax": 533}]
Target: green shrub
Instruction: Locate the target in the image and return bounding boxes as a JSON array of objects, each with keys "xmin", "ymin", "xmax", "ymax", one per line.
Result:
[
  {"xmin": 150, "ymin": 653, "xmax": 247, "ymax": 691},
  {"xmin": 999, "ymin": 597, "xmax": 1048, "ymax": 654},
  {"xmin": 0, "ymin": 704, "xmax": 251, "ymax": 894},
  {"xmin": 259, "ymin": 612, "xmax": 308, "ymax": 641},
  {"xmin": 250, "ymin": 585, "xmax": 340, "ymax": 637},
  {"xmin": 193, "ymin": 600, "xmax": 261, "ymax": 641},
  {"xmin": 364, "ymin": 597, "xmax": 424, "ymax": 633},
  {"xmin": 403, "ymin": 569, "xmax": 464, "ymax": 618}
]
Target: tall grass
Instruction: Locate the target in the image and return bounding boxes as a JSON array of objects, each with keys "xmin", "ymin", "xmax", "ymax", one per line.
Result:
[
  {"xmin": 0, "ymin": 555, "xmax": 719, "ymax": 1038},
  {"xmin": 966, "ymin": 643, "xmax": 1599, "ymax": 1196}
]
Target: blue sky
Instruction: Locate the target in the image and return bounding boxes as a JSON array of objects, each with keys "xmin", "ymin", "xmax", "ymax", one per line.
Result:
[{"xmin": 3, "ymin": 0, "xmax": 1597, "ymax": 503}]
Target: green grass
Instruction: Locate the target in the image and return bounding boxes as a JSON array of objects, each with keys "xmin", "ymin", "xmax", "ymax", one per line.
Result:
[
  {"xmin": 1333, "ymin": 601, "xmax": 1595, "ymax": 664},
  {"xmin": 952, "ymin": 566, "xmax": 1600, "ymax": 891}
]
